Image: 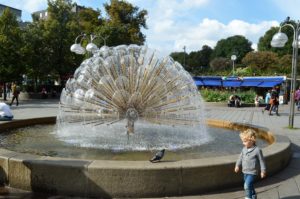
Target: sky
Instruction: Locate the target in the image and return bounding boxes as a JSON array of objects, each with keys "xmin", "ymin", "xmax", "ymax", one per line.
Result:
[{"xmin": 1, "ymin": 0, "xmax": 300, "ymax": 56}]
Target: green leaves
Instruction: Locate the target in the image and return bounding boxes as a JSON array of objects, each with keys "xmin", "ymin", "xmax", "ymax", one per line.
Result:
[
  {"xmin": 0, "ymin": 8, "xmax": 23, "ymax": 82},
  {"xmin": 213, "ymin": 35, "xmax": 253, "ymax": 63}
]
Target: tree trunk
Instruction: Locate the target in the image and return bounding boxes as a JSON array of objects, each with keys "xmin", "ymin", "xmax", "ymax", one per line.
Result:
[{"xmin": 3, "ymin": 82, "xmax": 7, "ymax": 101}]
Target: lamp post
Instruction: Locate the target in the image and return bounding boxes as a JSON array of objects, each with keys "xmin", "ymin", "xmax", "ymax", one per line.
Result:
[
  {"xmin": 231, "ymin": 54, "xmax": 237, "ymax": 76},
  {"xmin": 183, "ymin": 46, "xmax": 186, "ymax": 68},
  {"xmin": 271, "ymin": 17, "xmax": 300, "ymax": 128}
]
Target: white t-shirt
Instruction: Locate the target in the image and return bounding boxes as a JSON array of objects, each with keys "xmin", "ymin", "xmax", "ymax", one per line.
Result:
[{"xmin": 0, "ymin": 103, "xmax": 13, "ymax": 117}]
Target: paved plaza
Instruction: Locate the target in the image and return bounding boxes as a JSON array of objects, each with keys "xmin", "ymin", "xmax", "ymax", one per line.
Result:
[{"xmin": 0, "ymin": 98, "xmax": 300, "ymax": 198}]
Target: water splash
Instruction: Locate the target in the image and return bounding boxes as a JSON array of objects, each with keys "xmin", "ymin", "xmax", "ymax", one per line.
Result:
[{"xmin": 56, "ymin": 44, "xmax": 209, "ymax": 150}]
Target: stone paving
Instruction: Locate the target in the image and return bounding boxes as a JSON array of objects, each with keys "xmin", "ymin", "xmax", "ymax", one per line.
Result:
[{"xmin": 0, "ymin": 99, "xmax": 300, "ymax": 198}]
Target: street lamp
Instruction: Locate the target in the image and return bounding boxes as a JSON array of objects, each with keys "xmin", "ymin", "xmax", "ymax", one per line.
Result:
[
  {"xmin": 271, "ymin": 17, "xmax": 300, "ymax": 128},
  {"xmin": 231, "ymin": 54, "xmax": 237, "ymax": 76},
  {"xmin": 70, "ymin": 34, "xmax": 109, "ymax": 55}
]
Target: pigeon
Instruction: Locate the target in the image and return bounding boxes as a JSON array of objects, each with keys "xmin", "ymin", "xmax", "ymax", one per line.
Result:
[{"xmin": 149, "ymin": 149, "xmax": 165, "ymax": 163}]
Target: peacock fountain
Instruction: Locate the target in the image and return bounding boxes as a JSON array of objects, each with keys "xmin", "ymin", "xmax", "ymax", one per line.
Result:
[{"xmin": 57, "ymin": 44, "xmax": 208, "ymax": 151}]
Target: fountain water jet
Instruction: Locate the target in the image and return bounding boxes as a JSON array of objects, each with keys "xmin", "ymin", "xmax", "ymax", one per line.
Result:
[{"xmin": 57, "ymin": 44, "xmax": 208, "ymax": 151}]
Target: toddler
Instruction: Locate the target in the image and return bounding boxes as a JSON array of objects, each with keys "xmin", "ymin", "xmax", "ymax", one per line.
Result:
[{"xmin": 234, "ymin": 129, "xmax": 266, "ymax": 199}]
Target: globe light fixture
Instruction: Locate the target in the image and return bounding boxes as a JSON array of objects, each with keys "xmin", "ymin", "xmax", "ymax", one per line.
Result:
[
  {"xmin": 271, "ymin": 17, "xmax": 300, "ymax": 128},
  {"xmin": 70, "ymin": 43, "xmax": 86, "ymax": 55},
  {"xmin": 231, "ymin": 54, "xmax": 237, "ymax": 76},
  {"xmin": 70, "ymin": 34, "xmax": 86, "ymax": 55},
  {"xmin": 71, "ymin": 34, "xmax": 110, "ymax": 55},
  {"xmin": 270, "ymin": 32, "xmax": 288, "ymax": 48}
]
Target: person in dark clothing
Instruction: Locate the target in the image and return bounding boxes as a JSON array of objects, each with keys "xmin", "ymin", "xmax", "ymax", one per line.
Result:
[
  {"xmin": 10, "ymin": 82, "xmax": 20, "ymax": 106},
  {"xmin": 234, "ymin": 95, "xmax": 242, "ymax": 107},
  {"xmin": 269, "ymin": 87, "xmax": 279, "ymax": 116}
]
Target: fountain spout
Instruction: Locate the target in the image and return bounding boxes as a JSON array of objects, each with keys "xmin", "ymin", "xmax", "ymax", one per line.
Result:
[{"xmin": 125, "ymin": 108, "xmax": 139, "ymax": 134}]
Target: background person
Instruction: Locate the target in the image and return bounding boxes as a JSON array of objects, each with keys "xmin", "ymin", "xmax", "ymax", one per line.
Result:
[
  {"xmin": 254, "ymin": 95, "xmax": 260, "ymax": 107},
  {"xmin": 269, "ymin": 87, "xmax": 279, "ymax": 116},
  {"xmin": 10, "ymin": 82, "xmax": 20, "ymax": 106},
  {"xmin": 234, "ymin": 95, "xmax": 241, "ymax": 108},
  {"xmin": 295, "ymin": 86, "xmax": 300, "ymax": 111},
  {"xmin": 0, "ymin": 102, "xmax": 13, "ymax": 121}
]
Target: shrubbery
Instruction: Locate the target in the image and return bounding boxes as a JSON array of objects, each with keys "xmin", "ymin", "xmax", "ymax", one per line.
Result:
[{"xmin": 200, "ymin": 89, "xmax": 257, "ymax": 103}]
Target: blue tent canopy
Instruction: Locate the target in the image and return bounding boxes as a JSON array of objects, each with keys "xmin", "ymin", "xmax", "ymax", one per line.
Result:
[
  {"xmin": 203, "ymin": 80, "xmax": 222, "ymax": 86},
  {"xmin": 223, "ymin": 80, "xmax": 241, "ymax": 87},
  {"xmin": 240, "ymin": 81, "xmax": 262, "ymax": 87},
  {"xmin": 194, "ymin": 80, "xmax": 204, "ymax": 86},
  {"xmin": 193, "ymin": 76, "xmax": 286, "ymax": 88},
  {"xmin": 257, "ymin": 81, "xmax": 282, "ymax": 87}
]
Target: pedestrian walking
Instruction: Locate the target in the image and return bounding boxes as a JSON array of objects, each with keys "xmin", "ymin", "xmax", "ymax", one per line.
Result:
[{"xmin": 10, "ymin": 82, "xmax": 20, "ymax": 106}]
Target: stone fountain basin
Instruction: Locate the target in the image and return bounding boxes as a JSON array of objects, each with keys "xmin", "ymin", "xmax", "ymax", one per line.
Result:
[{"xmin": 0, "ymin": 117, "xmax": 291, "ymax": 198}]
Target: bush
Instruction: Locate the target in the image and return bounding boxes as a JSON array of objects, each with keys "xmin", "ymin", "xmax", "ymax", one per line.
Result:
[{"xmin": 200, "ymin": 89, "xmax": 256, "ymax": 103}]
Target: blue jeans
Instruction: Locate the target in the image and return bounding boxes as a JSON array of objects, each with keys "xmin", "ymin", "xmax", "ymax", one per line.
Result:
[
  {"xmin": 0, "ymin": 115, "xmax": 13, "ymax": 121},
  {"xmin": 244, "ymin": 174, "xmax": 256, "ymax": 199}
]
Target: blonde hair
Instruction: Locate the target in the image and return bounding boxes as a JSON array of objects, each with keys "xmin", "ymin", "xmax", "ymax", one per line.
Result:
[{"xmin": 240, "ymin": 129, "xmax": 256, "ymax": 143}]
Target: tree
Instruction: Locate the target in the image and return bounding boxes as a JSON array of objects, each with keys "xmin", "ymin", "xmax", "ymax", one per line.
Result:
[
  {"xmin": 100, "ymin": 0, "xmax": 148, "ymax": 46},
  {"xmin": 170, "ymin": 52, "xmax": 190, "ymax": 71},
  {"xmin": 77, "ymin": 7, "xmax": 102, "ymax": 35},
  {"xmin": 187, "ymin": 45, "xmax": 213, "ymax": 74},
  {"xmin": 277, "ymin": 54, "xmax": 292, "ymax": 75},
  {"xmin": 258, "ymin": 25, "xmax": 294, "ymax": 56},
  {"xmin": 213, "ymin": 35, "xmax": 253, "ymax": 63},
  {"xmin": 22, "ymin": 21, "xmax": 52, "ymax": 91},
  {"xmin": 209, "ymin": 57, "xmax": 230, "ymax": 71},
  {"xmin": 242, "ymin": 51, "xmax": 279, "ymax": 74},
  {"xmin": 0, "ymin": 8, "xmax": 23, "ymax": 100},
  {"xmin": 44, "ymin": 0, "xmax": 82, "ymax": 82}
]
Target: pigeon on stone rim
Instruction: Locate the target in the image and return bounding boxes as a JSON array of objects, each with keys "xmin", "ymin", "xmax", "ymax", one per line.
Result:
[{"xmin": 149, "ymin": 149, "xmax": 165, "ymax": 163}]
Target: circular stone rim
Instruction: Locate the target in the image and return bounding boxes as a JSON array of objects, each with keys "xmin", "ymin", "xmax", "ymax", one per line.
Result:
[{"xmin": 0, "ymin": 117, "xmax": 292, "ymax": 198}]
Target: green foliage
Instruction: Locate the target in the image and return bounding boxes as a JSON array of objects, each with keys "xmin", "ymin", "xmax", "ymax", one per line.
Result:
[
  {"xmin": 277, "ymin": 54, "xmax": 292, "ymax": 75},
  {"xmin": 23, "ymin": 22, "xmax": 47, "ymax": 85},
  {"xmin": 44, "ymin": 0, "xmax": 82, "ymax": 78},
  {"xmin": 101, "ymin": 0, "xmax": 148, "ymax": 45},
  {"xmin": 258, "ymin": 26, "xmax": 294, "ymax": 56},
  {"xmin": 200, "ymin": 89, "xmax": 257, "ymax": 103},
  {"xmin": 77, "ymin": 7, "xmax": 102, "ymax": 34},
  {"xmin": 200, "ymin": 89, "xmax": 229, "ymax": 102},
  {"xmin": 170, "ymin": 51, "xmax": 189, "ymax": 71},
  {"xmin": 212, "ymin": 35, "xmax": 253, "ymax": 63},
  {"xmin": 0, "ymin": 8, "xmax": 24, "ymax": 82},
  {"xmin": 209, "ymin": 57, "xmax": 230, "ymax": 71},
  {"xmin": 242, "ymin": 51, "xmax": 279, "ymax": 72},
  {"xmin": 234, "ymin": 67, "xmax": 255, "ymax": 76}
]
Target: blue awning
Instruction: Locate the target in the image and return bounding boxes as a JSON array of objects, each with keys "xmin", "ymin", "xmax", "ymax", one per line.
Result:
[
  {"xmin": 194, "ymin": 80, "xmax": 204, "ymax": 86},
  {"xmin": 257, "ymin": 81, "xmax": 282, "ymax": 87},
  {"xmin": 203, "ymin": 80, "xmax": 222, "ymax": 86},
  {"xmin": 240, "ymin": 81, "xmax": 262, "ymax": 87},
  {"xmin": 222, "ymin": 81, "xmax": 241, "ymax": 87}
]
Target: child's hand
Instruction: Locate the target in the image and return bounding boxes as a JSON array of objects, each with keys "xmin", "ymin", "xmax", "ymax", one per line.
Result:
[
  {"xmin": 261, "ymin": 171, "xmax": 266, "ymax": 178},
  {"xmin": 234, "ymin": 166, "xmax": 239, "ymax": 173}
]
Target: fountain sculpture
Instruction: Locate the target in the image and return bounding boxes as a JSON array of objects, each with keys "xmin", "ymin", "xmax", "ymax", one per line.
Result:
[{"xmin": 57, "ymin": 44, "xmax": 208, "ymax": 150}]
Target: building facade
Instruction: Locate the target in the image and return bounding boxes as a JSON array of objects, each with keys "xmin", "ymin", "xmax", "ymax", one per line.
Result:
[
  {"xmin": 0, "ymin": 4, "xmax": 22, "ymax": 21},
  {"xmin": 32, "ymin": 3, "xmax": 85, "ymax": 20}
]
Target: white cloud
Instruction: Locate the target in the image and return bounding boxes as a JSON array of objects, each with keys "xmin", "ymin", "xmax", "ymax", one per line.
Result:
[
  {"xmin": 23, "ymin": 0, "xmax": 47, "ymax": 13},
  {"xmin": 3, "ymin": 0, "xmax": 47, "ymax": 13},
  {"xmin": 147, "ymin": 18, "xmax": 279, "ymax": 56}
]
